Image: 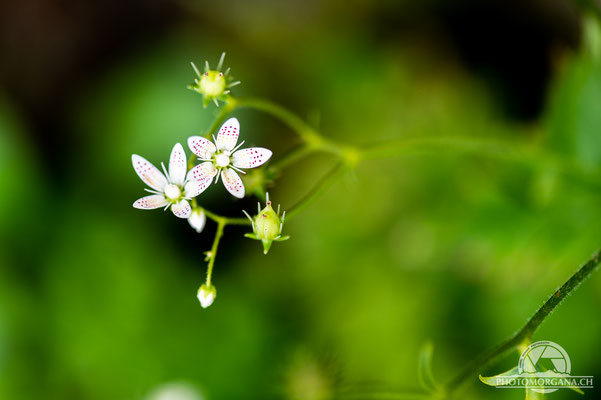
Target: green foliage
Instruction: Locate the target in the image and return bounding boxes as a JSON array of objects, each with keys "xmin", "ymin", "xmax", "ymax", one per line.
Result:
[{"xmin": 2, "ymin": 5, "xmax": 601, "ymax": 400}]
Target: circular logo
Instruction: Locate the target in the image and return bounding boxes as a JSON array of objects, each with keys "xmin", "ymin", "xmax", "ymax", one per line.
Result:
[{"xmin": 518, "ymin": 341, "xmax": 571, "ymax": 393}]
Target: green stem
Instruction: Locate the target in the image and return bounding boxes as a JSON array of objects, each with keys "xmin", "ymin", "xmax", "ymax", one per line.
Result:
[
  {"xmin": 445, "ymin": 248, "xmax": 601, "ymax": 393},
  {"xmin": 238, "ymin": 97, "xmax": 601, "ymax": 188},
  {"xmin": 204, "ymin": 97, "xmax": 239, "ymax": 139},
  {"xmin": 206, "ymin": 219, "xmax": 226, "ymax": 287},
  {"xmin": 286, "ymin": 162, "xmax": 345, "ymax": 220},
  {"xmin": 203, "ymin": 207, "xmax": 251, "ymax": 226},
  {"xmin": 267, "ymin": 145, "xmax": 313, "ymax": 173},
  {"xmin": 362, "ymin": 136, "xmax": 601, "ymax": 187},
  {"xmin": 236, "ymin": 97, "xmax": 321, "ymax": 144}
]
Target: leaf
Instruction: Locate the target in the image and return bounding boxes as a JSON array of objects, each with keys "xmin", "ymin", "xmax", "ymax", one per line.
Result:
[
  {"xmin": 479, "ymin": 366, "xmax": 520, "ymax": 387},
  {"xmin": 417, "ymin": 341, "xmax": 439, "ymax": 392},
  {"xmin": 480, "ymin": 367, "xmax": 584, "ymax": 395},
  {"xmin": 544, "ymin": 14, "xmax": 601, "ymax": 172}
]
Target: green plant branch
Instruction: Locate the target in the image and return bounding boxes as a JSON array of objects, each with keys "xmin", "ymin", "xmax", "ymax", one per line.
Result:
[
  {"xmin": 361, "ymin": 136, "xmax": 601, "ymax": 189},
  {"xmin": 267, "ymin": 145, "xmax": 313, "ymax": 173},
  {"xmin": 204, "ymin": 97, "xmax": 239, "ymax": 139},
  {"xmin": 205, "ymin": 218, "xmax": 226, "ymax": 287},
  {"xmin": 234, "ymin": 97, "xmax": 601, "ymax": 190},
  {"xmin": 191, "ymin": 96, "xmax": 601, "ymax": 304},
  {"xmin": 444, "ymin": 248, "xmax": 601, "ymax": 394},
  {"xmin": 235, "ymin": 97, "xmax": 321, "ymax": 144},
  {"xmin": 286, "ymin": 162, "xmax": 346, "ymax": 221}
]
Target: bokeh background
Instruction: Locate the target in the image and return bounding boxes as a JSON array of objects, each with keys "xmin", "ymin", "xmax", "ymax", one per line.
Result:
[{"xmin": 1, "ymin": 0, "xmax": 601, "ymax": 399}]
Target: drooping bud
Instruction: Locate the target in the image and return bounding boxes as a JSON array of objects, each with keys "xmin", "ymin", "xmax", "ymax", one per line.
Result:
[
  {"xmin": 188, "ymin": 52, "xmax": 241, "ymax": 107},
  {"xmin": 188, "ymin": 208, "xmax": 206, "ymax": 233},
  {"xmin": 243, "ymin": 193, "xmax": 290, "ymax": 254},
  {"xmin": 197, "ymin": 284, "xmax": 216, "ymax": 308}
]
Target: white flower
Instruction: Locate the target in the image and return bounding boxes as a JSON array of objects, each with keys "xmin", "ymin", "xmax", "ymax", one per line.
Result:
[
  {"xmin": 187, "ymin": 118, "xmax": 272, "ymax": 198},
  {"xmin": 188, "ymin": 208, "xmax": 206, "ymax": 233},
  {"xmin": 197, "ymin": 284, "xmax": 216, "ymax": 308},
  {"xmin": 132, "ymin": 143, "xmax": 211, "ymax": 218}
]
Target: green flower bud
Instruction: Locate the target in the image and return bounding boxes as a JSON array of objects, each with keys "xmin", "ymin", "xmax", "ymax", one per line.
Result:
[
  {"xmin": 255, "ymin": 203, "xmax": 281, "ymax": 241},
  {"xmin": 188, "ymin": 52, "xmax": 241, "ymax": 107},
  {"xmin": 199, "ymin": 70, "xmax": 226, "ymax": 100},
  {"xmin": 243, "ymin": 193, "xmax": 290, "ymax": 254}
]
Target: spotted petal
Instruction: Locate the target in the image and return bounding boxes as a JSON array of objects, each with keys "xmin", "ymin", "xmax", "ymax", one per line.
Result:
[
  {"xmin": 216, "ymin": 117, "xmax": 240, "ymax": 151},
  {"xmin": 183, "ymin": 179, "xmax": 211, "ymax": 198},
  {"xmin": 132, "ymin": 154, "xmax": 167, "ymax": 191},
  {"xmin": 188, "ymin": 162, "xmax": 218, "ymax": 182},
  {"xmin": 221, "ymin": 168, "xmax": 245, "ymax": 198},
  {"xmin": 171, "ymin": 199, "xmax": 192, "ymax": 218},
  {"xmin": 188, "ymin": 136, "xmax": 216, "ymax": 160},
  {"xmin": 133, "ymin": 195, "xmax": 168, "ymax": 210},
  {"xmin": 232, "ymin": 147, "xmax": 272, "ymax": 169},
  {"xmin": 169, "ymin": 143, "xmax": 187, "ymax": 186}
]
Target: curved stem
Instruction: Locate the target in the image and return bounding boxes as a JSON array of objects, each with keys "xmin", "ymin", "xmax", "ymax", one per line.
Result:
[
  {"xmin": 238, "ymin": 96, "xmax": 601, "ymax": 190},
  {"xmin": 267, "ymin": 144, "xmax": 313, "ymax": 173},
  {"xmin": 444, "ymin": 248, "xmax": 601, "ymax": 393},
  {"xmin": 204, "ymin": 97, "xmax": 239, "ymax": 139},
  {"xmin": 236, "ymin": 97, "xmax": 321, "ymax": 144},
  {"xmin": 203, "ymin": 207, "xmax": 251, "ymax": 226},
  {"xmin": 286, "ymin": 162, "xmax": 345, "ymax": 220},
  {"xmin": 205, "ymin": 219, "xmax": 226, "ymax": 287},
  {"xmin": 362, "ymin": 136, "xmax": 601, "ymax": 188}
]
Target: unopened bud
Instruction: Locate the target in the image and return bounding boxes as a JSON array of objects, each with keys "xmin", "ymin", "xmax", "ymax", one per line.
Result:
[
  {"xmin": 197, "ymin": 284, "xmax": 216, "ymax": 308},
  {"xmin": 255, "ymin": 201, "xmax": 281, "ymax": 242},
  {"xmin": 188, "ymin": 208, "xmax": 206, "ymax": 233},
  {"xmin": 188, "ymin": 53, "xmax": 240, "ymax": 107},
  {"xmin": 243, "ymin": 193, "xmax": 289, "ymax": 254}
]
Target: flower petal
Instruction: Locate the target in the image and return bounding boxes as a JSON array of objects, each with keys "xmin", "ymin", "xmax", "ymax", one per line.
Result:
[
  {"xmin": 216, "ymin": 117, "xmax": 239, "ymax": 151},
  {"xmin": 133, "ymin": 195, "xmax": 168, "ymax": 210},
  {"xmin": 188, "ymin": 136, "xmax": 216, "ymax": 159},
  {"xmin": 188, "ymin": 162, "xmax": 218, "ymax": 182},
  {"xmin": 171, "ymin": 199, "xmax": 192, "ymax": 218},
  {"xmin": 169, "ymin": 143, "xmax": 187, "ymax": 186},
  {"xmin": 221, "ymin": 168, "xmax": 245, "ymax": 198},
  {"xmin": 183, "ymin": 179, "xmax": 211, "ymax": 198},
  {"xmin": 232, "ymin": 147, "xmax": 272, "ymax": 169},
  {"xmin": 188, "ymin": 209, "xmax": 206, "ymax": 233},
  {"xmin": 132, "ymin": 154, "xmax": 167, "ymax": 191}
]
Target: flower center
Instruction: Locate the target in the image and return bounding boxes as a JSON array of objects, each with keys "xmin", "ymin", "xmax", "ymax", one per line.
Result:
[
  {"xmin": 215, "ymin": 153, "xmax": 230, "ymax": 168},
  {"xmin": 164, "ymin": 184, "xmax": 181, "ymax": 200}
]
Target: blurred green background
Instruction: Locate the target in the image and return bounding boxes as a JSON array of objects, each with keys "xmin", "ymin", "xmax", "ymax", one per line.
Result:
[{"xmin": 1, "ymin": 0, "xmax": 600, "ymax": 399}]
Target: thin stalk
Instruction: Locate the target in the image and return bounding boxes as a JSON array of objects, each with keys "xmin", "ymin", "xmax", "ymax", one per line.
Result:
[
  {"xmin": 204, "ymin": 97, "xmax": 239, "ymax": 139},
  {"xmin": 445, "ymin": 248, "xmax": 601, "ymax": 393},
  {"xmin": 286, "ymin": 162, "xmax": 345, "ymax": 220},
  {"xmin": 267, "ymin": 144, "xmax": 313, "ymax": 173},
  {"xmin": 205, "ymin": 219, "xmax": 226, "ymax": 287},
  {"xmin": 203, "ymin": 207, "xmax": 251, "ymax": 226},
  {"xmin": 361, "ymin": 136, "xmax": 601, "ymax": 189},
  {"xmin": 236, "ymin": 97, "xmax": 322, "ymax": 145}
]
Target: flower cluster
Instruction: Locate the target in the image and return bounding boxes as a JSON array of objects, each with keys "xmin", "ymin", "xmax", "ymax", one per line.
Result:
[
  {"xmin": 131, "ymin": 56, "xmax": 296, "ymax": 310},
  {"xmin": 132, "ymin": 117, "xmax": 281, "ymax": 308},
  {"xmin": 132, "ymin": 117, "xmax": 271, "ymax": 213}
]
